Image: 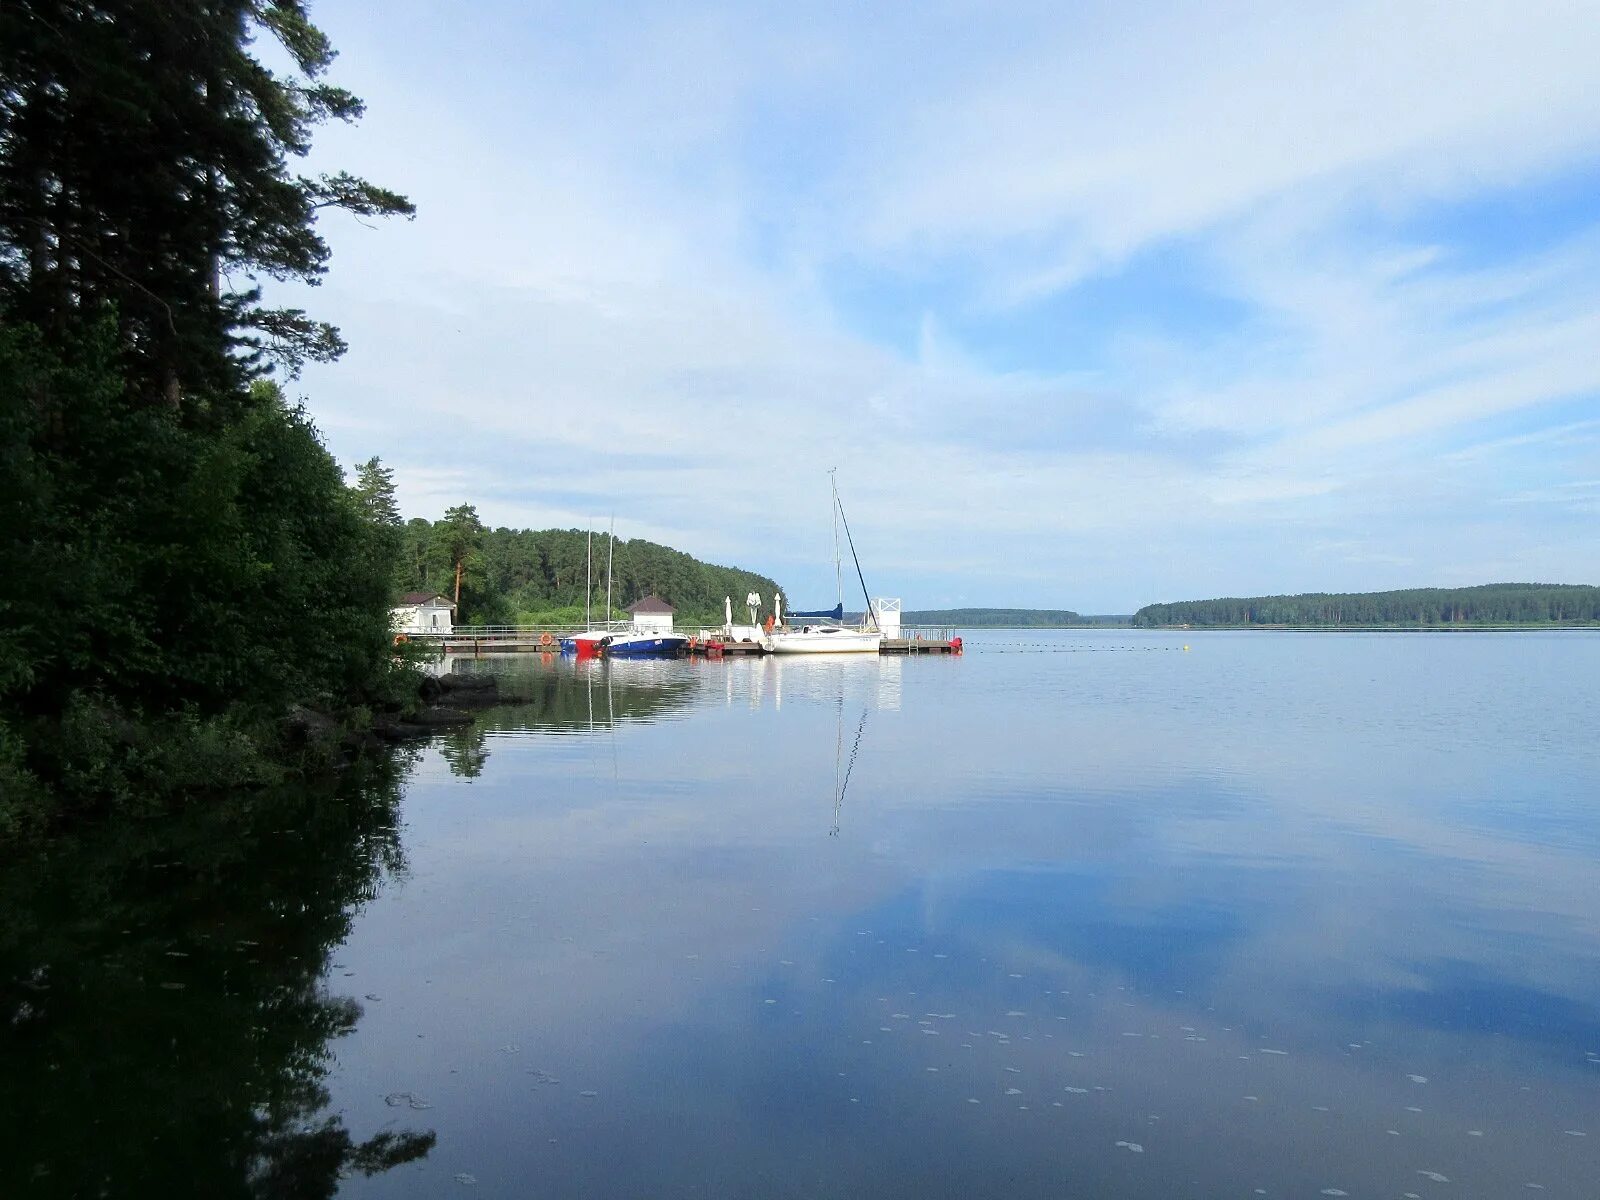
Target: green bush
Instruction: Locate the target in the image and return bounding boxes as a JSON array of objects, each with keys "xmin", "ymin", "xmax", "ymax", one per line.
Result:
[{"xmin": 0, "ymin": 324, "xmax": 415, "ymax": 833}]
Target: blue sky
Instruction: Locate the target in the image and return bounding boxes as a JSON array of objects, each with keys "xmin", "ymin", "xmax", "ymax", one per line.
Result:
[{"xmin": 280, "ymin": 0, "xmax": 1600, "ymax": 611}]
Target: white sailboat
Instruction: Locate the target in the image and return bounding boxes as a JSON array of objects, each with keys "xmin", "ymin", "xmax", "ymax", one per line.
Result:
[
  {"xmin": 769, "ymin": 624, "xmax": 882, "ymax": 654},
  {"xmin": 769, "ymin": 472, "xmax": 885, "ymax": 655}
]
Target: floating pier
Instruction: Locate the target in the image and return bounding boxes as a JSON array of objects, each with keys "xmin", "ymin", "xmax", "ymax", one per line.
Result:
[
  {"xmin": 690, "ymin": 636, "xmax": 961, "ymax": 656},
  {"xmin": 880, "ymin": 638, "xmax": 961, "ymax": 654},
  {"xmin": 691, "ymin": 639, "xmax": 769, "ymax": 656},
  {"xmin": 406, "ymin": 628, "xmax": 962, "ymax": 656}
]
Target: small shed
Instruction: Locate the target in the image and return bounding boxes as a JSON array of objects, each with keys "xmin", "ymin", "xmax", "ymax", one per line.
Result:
[
  {"xmin": 392, "ymin": 592, "xmax": 455, "ymax": 635},
  {"xmin": 627, "ymin": 595, "xmax": 675, "ymax": 633}
]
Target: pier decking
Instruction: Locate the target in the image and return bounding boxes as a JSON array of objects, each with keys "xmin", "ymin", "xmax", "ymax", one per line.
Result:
[
  {"xmin": 404, "ymin": 627, "xmax": 961, "ymax": 656},
  {"xmin": 880, "ymin": 638, "xmax": 961, "ymax": 654}
]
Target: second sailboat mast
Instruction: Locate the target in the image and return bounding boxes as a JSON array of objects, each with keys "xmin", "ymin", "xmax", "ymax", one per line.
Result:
[{"xmin": 830, "ymin": 468, "xmax": 842, "ymax": 609}]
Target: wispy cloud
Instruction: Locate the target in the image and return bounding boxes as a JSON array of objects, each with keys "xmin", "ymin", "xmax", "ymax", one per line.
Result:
[{"xmin": 281, "ymin": 0, "xmax": 1600, "ymax": 609}]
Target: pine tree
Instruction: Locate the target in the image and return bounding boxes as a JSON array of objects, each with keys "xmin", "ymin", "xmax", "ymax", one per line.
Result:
[
  {"xmin": 0, "ymin": 1, "xmax": 414, "ymax": 416},
  {"xmin": 437, "ymin": 504, "xmax": 484, "ymax": 615},
  {"xmin": 352, "ymin": 457, "xmax": 400, "ymax": 527}
]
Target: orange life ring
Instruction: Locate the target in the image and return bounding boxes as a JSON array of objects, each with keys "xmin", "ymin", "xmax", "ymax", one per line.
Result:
[
  {"xmin": 393, "ymin": 633, "xmax": 408, "ymax": 645},
  {"xmin": 539, "ymin": 631, "xmax": 554, "ymax": 646}
]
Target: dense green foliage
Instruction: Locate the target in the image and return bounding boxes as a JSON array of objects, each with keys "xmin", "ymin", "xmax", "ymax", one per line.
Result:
[
  {"xmin": 395, "ymin": 519, "xmax": 784, "ymax": 627},
  {"xmin": 0, "ymin": 2, "xmax": 413, "ymax": 833},
  {"xmin": 902, "ymin": 607, "xmax": 1090, "ymax": 627},
  {"xmin": 0, "ymin": 0, "xmax": 412, "ymax": 396},
  {"xmin": 1132, "ymin": 584, "xmax": 1600, "ymax": 628},
  {"xmin": 0, "ymin": 326, "xmax": 412, "ymax": 832}
]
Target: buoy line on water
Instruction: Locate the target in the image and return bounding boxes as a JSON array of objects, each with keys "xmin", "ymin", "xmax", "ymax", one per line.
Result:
[{"xmin": 972, "ymin": 645, "xmax": 1186, "ymax": 653}]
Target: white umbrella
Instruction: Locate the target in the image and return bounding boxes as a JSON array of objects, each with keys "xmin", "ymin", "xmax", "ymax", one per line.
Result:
[
  {"xmin": 724, "ymin": 595, "xmax": 732, "ymax": 631},
  {"xmin": 775, "ymin": 593, "xmax": 782, "ymax": 625}
]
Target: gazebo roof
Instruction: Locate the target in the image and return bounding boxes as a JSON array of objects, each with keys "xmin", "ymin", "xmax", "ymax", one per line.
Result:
[
  {"xmin": 397, "ymin": 592, "xmax": 454, "ymax": 607},
  {"xmin": 626, "ymin": 595, "xmax": 674, "ymax": 614}
]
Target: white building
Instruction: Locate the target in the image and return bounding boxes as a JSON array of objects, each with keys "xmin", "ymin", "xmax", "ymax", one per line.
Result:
[
  {"xmin": 392, "ymin": 592, "xmax": 455, "ymax": 635},
  {"xmin": 627, "ymin": 595, "xmax": 675, "ymax": 632}
]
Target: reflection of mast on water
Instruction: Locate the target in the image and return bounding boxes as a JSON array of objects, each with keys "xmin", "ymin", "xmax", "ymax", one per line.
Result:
[
  {"xmin": 607, "ymin": 659, "xmax": 620, "ymax": 785},
  {"xmin": 830, "ymin": 694, "xmax": 870, "ymax": 837}
]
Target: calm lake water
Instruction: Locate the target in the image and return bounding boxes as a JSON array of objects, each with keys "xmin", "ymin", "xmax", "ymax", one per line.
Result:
[{"xmin": 4, "ymin": 630, "xmax": 1599, "ymax": 1198}]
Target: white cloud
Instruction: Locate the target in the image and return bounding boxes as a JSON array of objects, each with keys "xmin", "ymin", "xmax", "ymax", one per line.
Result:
[
  {"xmin": 848, "ymin": 1, "xmax": 1600, "ymax": 284},
  {"xmin": 277, "ymin": 0, "xmax": 1600, "ymax": 610}
]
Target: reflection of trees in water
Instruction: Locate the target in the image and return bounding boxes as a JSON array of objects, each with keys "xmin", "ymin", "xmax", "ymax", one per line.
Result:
[
  {"xmin": 435, "ymin": 661, "xmax": 701, "ymax": 778},
  {"xmin": 0, "ymin": 755, "xmax": 434, "ymax": 1197},
  {"xmin": 437, "ymin": 726, "xmax": 491, "ymax": 779}
]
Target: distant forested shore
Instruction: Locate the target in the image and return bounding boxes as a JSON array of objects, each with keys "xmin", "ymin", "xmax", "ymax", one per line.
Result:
[
  {"xmin": 903, "ymin": 608, "xmax": 1128, "ymax": 627},
  {"xmin": 397, "ymin": 517, "xmax": 781, "ymax": 628},
  {"xmin": 1132, "ymin": 584, "xmax": 1600, "ymax": 628}
]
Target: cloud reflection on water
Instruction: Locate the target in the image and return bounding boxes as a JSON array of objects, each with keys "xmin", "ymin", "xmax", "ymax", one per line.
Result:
[{"xmin": 332, "ymin": 633, "xmax": 1599, "ymax": 1198}]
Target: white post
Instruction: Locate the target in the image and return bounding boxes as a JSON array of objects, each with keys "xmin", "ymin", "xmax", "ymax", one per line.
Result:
[{"xmin": 873, "ymin": 598, "xmax": 902, "ymax": 637}]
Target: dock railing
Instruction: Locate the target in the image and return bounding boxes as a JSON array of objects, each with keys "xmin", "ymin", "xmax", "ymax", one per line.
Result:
[
  {"xmin": 399, "ymin": 622, "xmax": 632, "ymax": 641},
  {"xmin": 888, "ymin": 623, "xmax": 957, "ymax": 642}
]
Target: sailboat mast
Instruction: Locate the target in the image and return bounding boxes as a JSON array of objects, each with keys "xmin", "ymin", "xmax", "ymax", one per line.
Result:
[
  {"xmin": 585, "ymin": 528, "xmax": 592, "ymax": 629},
  {"xmin": 605, "ymin": 516, "xmax": 615, "ymax": 626},
  {"xmin": 833, "ymin": 485, "xmax": 881, "ymax": 632},
  {"xmin": 830, "ymin": 468, "xmax": 842, "ymax": 610}
]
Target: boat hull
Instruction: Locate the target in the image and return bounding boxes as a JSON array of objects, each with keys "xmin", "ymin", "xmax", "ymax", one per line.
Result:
[
  {"xmin": 602, "ymin": 635, "xmax": 689, "ymax": 659},
  {"xmin": 560, "ymin": 631, "xmax": 608, "ymax": 658},
  {"xmin": 768, "ymin": 629, "xmax": 883, "ymax": 654}
]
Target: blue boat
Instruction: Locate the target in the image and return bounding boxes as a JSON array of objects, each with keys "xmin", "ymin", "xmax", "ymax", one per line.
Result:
[{"xmin": 599, "ymin": 632, "xmax": 688, "ymax": 659}]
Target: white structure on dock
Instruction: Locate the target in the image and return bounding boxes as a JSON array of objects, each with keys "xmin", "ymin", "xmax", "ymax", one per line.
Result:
[
  {"xmin": 871, "ymin": 597, "xmax": 902, "ymax": 636},
  {"xmin": 393, "ymin": 592, "xmax": 455, "ymax": 635},
  {"xmin": 627, "ymin": 595, "xmax": 675, "ymax": 632}
]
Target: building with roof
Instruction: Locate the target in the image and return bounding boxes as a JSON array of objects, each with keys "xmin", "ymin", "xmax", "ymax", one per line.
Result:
[
  {"xmin": 626, "ymin": 595, "xmax": 674, "ymax": 633},
  {"xmin": 392, "ymin": 592, "xmax": 455, "ymax": 635}
]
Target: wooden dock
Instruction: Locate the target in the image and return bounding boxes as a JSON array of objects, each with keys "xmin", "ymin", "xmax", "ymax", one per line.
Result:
[
  {"xmin": 688, "ymin": 638, "xmax": 960, "ymax": 656},
  {"xmin": 438, "ymin": 636, "xmax": 560, "ymax": 654},
  {"xmin": 408, "ymin": 629, "xmax": 963, "ymax": 657},
  {"xmin": 692, "ymin": 639, "xmax": 768, "ymax": 656},
  {"xmin": 881, "ymin": 638, "xmax": 962, "ymax": 654}
]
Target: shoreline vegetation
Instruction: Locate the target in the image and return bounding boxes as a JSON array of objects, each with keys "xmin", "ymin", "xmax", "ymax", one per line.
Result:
[
  {"xmin": 395, "ymin": 516, "xmax": 782, "ymax": 630},
  {"xmin": 1, "ymin": 5, "xmax": 420, "ymax": 839},
  {"xmin": 904, "ymin": 586, "xmax": 1600, "ymax": 630},
  {"xmin": 902, "ymin": 608, "xmax": 1115, "ymax": 627},
  {"xmin": 1130, "ymin": 584, "xmax": 1600, "ymax": 629}
]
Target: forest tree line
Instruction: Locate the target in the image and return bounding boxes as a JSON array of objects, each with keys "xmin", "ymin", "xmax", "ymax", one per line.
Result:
[
  {"xmin": 1, "ymin": 3, "xmax": 418, "ymax": 835},
  {"xmin": 393, "ymin": 510, "xmax": 785, "ymax": 628},
  {"xmin": 901, "ymin": 608, "xmax": 1088, "ymax": 627},
  {"xmin": 1132, "ymin": 584, "xmax": 1600, "ymax": 627}
]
